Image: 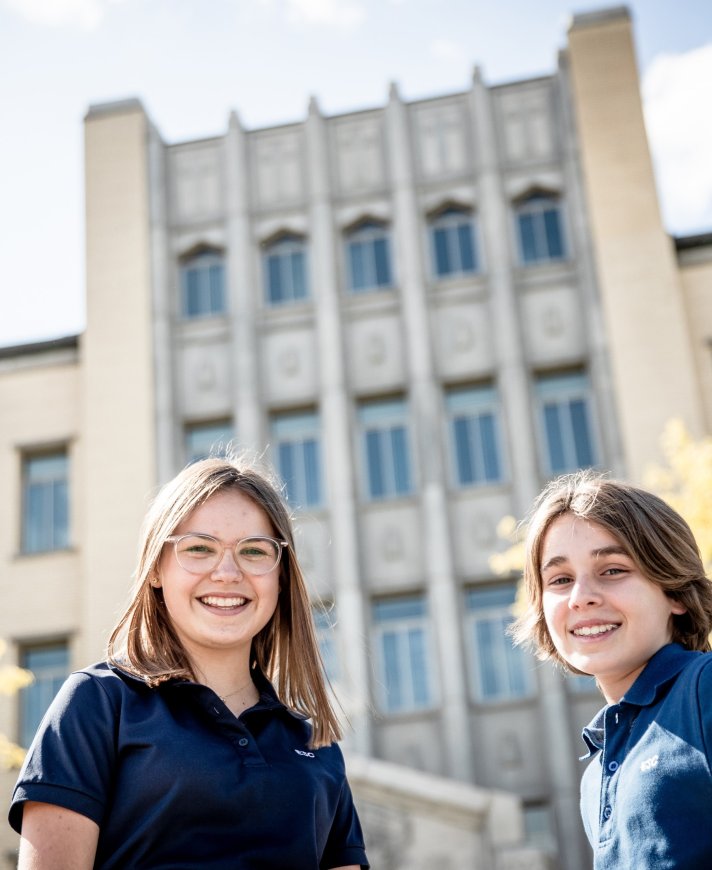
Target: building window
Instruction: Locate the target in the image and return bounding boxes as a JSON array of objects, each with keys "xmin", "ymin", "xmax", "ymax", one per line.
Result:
[
  {"xmin": 358, "ymin": 398, "xmax": 413, "ymax": 500},
  {"xmin": 181, "ymin": 249, "xmax": 226, "ymax": 318},
  {"xmin": 535, "ymin": 372, "xmax": 597, "ymax": 475},
  {"xmin": 446, "ymin": 385, "xmax": 504, "ymax": 487},
  {"xmin": 466, "ymin": 585, "xmax": 535, "ymax": 702},
  {"xmin": 19, "ymin": 641, "xmax": 70, "ymax": 748},
  {"xmin": 271, "ymin": 411, "xmax": 322, "ymax": 508},
  {"xmin": 185, "ymin": 420, "xmax": 234, "ymax": 464},
  {"xmin": 22, "ymin": 452, "xmax": 69, "ymax": 554},
  {"xmin": 430, "ymin": 207, "xmax": 478, "ymax": 278},
  {"xmin": 314, "ymin": 605, "xmax": 340, "ymax": 682},
  {"xmin": 373, "ymin": 596, "xmax": 434, "ymax": 713},
  {"xmin": 263, "ymin": 235, "xmax": 308, "ymax": 305},
  {"xmin": 346, "ymin": 221, "xmax": 393, "ymax": 292},
  {"xmin": 515, "ymin": 193, "xmax": 565, "ymax": 264}
]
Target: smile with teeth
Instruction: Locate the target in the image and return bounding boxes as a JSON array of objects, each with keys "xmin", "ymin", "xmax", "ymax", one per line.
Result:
[
  {"xmin": 572, "ymin": 623, "xmax": 618, "ymax": 637},
  {"xmin": 200, "ymin": 595, "xmax": 248, "ymax": 608}
]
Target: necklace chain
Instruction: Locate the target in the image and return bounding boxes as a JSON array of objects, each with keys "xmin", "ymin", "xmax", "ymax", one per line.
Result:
[{"xmin": 218, "ymin": 680, "xmax": 254, "ymax": 703}]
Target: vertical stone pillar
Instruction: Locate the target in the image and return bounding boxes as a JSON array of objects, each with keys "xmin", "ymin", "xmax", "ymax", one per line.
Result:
[
  {"xmin": 468, "ymin": 69, "xmax": 540, "ymax": 516},
  {"xmin": 385, "ymin": 83, "xmax": 474, "ymax": 781},
  {"xmin": 225, "ymin": 111, "xmax": 262, "ymax": 449},
  {"xmin": 83, "ymin": 100, "xmax": 156, "ymax": 661},
  {"xmin": 305, "ymin": 97, "xmax": 373, "ymax": 755},
  {"xmin": 567, "ymin": 7, "xmax": 703, "ymax": 481}
]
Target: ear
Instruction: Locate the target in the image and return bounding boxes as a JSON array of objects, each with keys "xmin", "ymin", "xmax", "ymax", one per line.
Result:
[
  {"xmin": 670, "ymin": 599, "xmax": 687, "ymax": 616},
  {"xmin": 150, "ymin": 575, "xmax": 162, "ymax": 588}
]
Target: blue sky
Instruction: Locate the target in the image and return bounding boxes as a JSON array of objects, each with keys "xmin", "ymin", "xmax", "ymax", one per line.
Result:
[{"xmin": 1, "ymin": 0, "xmax": 711, "ymax": 347}]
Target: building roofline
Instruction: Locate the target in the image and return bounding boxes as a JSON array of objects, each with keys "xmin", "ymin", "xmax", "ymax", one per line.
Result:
[
  {"xmin": 0, "ymin": 334, "xmax": 80, "ymax": 360},
  {"xmin": 85, "ymin": 98, "xmax": 146, "ymax": 121},
  {"xmin": 674, "ymin": 232, "xmax": 712, "ymax": 251},
  {"xmin": 569, "ymin": 6, "xmax": 630, "ymax": 32}
]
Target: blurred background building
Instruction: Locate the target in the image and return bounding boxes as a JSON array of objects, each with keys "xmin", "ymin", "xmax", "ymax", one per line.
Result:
[{"xmin": 2, "ymin": 6, "xmax": 711, "ymax": 868}]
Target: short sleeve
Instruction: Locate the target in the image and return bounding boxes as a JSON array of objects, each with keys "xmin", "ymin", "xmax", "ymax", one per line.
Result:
[
  {"xmin": 696, "ymin": 654, "xmax": 712, "ymax": 767},
  {"xmin": 319, "ymin": 770, "xmax": 370, "ymax": 870},
  {"xmin": 8, "ymin": 670, "xmax": 118, "ymax": 833}
]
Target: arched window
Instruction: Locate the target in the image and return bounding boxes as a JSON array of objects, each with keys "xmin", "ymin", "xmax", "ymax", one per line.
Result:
[
  {"xmin": 429, "ymin": 206, "xmax": 479, "ymax": 278},
  {"xmin": 263, "ymin": 234, "xmax": 309, "ymax": 305},
  {"xmin": 180, "ymin": 248, "xmax": 226, "ymax": 318},
  {"xmin": 515, "ymin": 193, "xmax": 565, "ymax": 264},
  {"xmin": 345, "ymin": 221, "xmax": 393, "ymax": 293}
]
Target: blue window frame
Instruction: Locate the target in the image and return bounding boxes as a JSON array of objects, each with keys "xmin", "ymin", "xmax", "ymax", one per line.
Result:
[
  {"xmin": 271, "ymin": 411, "xmax": 322, "ymax": 508},
  {"xmin": 515, "ymin": 194, "xmax": 565, "ymax": 264},
  {"xmin": 19, "ymin": 641, "xmax": 70, "ymax": 748},
  {"xmin": 184, "ymin": 421, "xmax": 234, "ymax": 464},
  {"xmin": 181, "ymin": 249, "xmax": 226, "ymax": 318},
  {"xmin": 430, "ymin": 207, "xmax": 478, "ymax": 278},
  {"xmin": 447, "ymin": 385, "xmax": 504, "ymax": 486},
  {"xmin": 466, "ymin": 585, "xmax": 535, "ymax": 702},
  {"xmin": 313, "ymin": 605, "xmax": 340, "ymax": 682},
  {"xmin": 263, "ymin": 235, "xmax": 308, "ymax": 305},
  {"xmin": 346, "ymin": 221, "xmax": 392, "ymax": 292},
  {"xmin": 358, "ymin": 399, "xmax": 412, "ymax": 500},
  {"xmin": 536, "ymin": 372, "xmax": 597, "ymax": 475},
  {"xmin": 373, "ymin": 596, "xmax": 434, "ymax": 713},
  {"xmin": 22, "ymin": 452, "xmax": 69, "ymax": 554}
]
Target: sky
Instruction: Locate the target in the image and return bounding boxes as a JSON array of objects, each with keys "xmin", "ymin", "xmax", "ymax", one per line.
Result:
[{"xmin": 1, "ymin": 0, "xmax": 711, "ymax": 348}]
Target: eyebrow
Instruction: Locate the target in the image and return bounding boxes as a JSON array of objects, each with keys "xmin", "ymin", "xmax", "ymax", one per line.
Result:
[{"xmin": 541, "ymin": 545, "xmax": 630, "ymax": 573}]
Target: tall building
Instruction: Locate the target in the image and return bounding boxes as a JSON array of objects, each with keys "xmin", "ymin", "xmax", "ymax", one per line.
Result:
[{"xmin": 2, "ymin": 7, "xmax": 712, "ymax": 868}]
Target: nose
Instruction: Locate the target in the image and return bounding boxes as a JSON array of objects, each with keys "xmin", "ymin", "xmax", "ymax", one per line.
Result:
[
  {"xmin": 211, "ymin": 547, "xmax": 243, "ymax": 580},
  {"xmin": 568, "ymin": 574, "xmax": 601, "ymax": 609}
]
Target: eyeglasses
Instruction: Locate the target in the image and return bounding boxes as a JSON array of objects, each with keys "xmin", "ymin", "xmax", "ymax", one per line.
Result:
[{"xmin": 165, "ymin": 534, "xmax": 288, "ymax": 576}]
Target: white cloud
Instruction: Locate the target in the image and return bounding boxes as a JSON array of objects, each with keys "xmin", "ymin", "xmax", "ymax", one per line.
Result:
[
  {"xmin": 285, "ymin": 0, "xmax": 365, "ymax": 28},
  {"xmin": 429, "ymin": 37, "xmax": 467, "ymax": 66},
  {"xmin": 1, "ymin": 0, "xmax": 123, "ymax": 29},
  {"xmin": 643, "ymin": 43, "xmax": 712, "ymax": 234}
]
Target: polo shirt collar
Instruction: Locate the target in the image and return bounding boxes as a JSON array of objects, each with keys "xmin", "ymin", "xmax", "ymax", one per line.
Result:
[{"xmin": 580, "ymin": 643, "xmax": 689, "ymax": 759}]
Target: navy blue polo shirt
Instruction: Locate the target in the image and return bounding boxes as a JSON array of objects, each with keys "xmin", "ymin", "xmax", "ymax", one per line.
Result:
[
  {"xmin": 9, "ymin": 662, "xmax": 369, "ymax": 869},
  {"xmin": 580, "ymin": 643, "xmax": 712, "ymax": 870}
]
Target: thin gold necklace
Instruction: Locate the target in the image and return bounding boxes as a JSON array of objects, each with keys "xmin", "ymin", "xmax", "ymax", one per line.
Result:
[{"xmin": 218, "ymin": 680, "xmax": 254, "ymax": 703}]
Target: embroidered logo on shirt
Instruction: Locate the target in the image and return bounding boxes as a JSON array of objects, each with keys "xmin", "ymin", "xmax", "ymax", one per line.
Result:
[
  {"xmin": 294, "ymin": 749, "xmax": 315, "ymax": 758},
  {"xmin": 640, "ymin": 754, "xmax": 659, "ymax": 772}
]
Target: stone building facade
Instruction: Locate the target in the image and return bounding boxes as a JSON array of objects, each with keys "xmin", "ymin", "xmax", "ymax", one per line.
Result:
[{"xmin": 2, "ymin": 7, "xmax": 712, "ymax": 868}]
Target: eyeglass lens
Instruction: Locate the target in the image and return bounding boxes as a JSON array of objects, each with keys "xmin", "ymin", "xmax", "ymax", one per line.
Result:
[{"xmin": 174, "ymin": 535, "xmax": 281, "ymax": 575}]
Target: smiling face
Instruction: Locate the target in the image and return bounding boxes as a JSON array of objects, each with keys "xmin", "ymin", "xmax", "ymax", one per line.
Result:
[
  {"xmin": 155, "ymin": 489, "xmax": 282, "ymax": 673},
  {"xmin": 540, "ymin": 512, "xmax": 687, "ymax": 703}
]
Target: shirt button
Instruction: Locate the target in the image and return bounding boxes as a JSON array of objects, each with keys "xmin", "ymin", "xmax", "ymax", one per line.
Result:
[
  {"xmin": 603, "ymin": 805, "xmax": 612, "ymax": 820},
  {"xmin": 608, "ymin": 761, "xmax": 619, "ymax": 772},
  {"xmin": 238, "ymin": 737, "xmax": 249, "ymax": 747}
]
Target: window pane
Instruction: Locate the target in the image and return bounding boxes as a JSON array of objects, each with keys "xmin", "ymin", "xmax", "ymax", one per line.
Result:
[
  {"xmin": 181, "ymin": 252, "xmax": 226, "ymax": 318},
  {"xmin": 185, "ymin": 421, "xmax": 233, "ymax": 463},
  {"xmin": 22, "ymin": 453, "xmax": 69, "ymax": 554},
  {"xmin": 434, "ymin": 227, "xmax": 450, "ymax": 275},
  {"xmin": 374, "ymin": 237, "xmax": 391, "ymax": 286},
  {"xmin": 570, "ymin": 399, "xmax": 594, "ymax": 467},
  {"xmin": 374, "ymin": 596, "xmax": 432, "ymax": 713},
  {"xmin": 303, "ymin": 438, "xmax": 320, "ymax": 505},
  {"xmin": 365, "ymin": 430, "xmax": 384, "ymax": 498},
  {"xmin": 267, "ymin": 255, "xmax": 282, "ymax": 303},
  {"xmin": 272, "ymin": 412, "xmax": 322, "ymax": 508},
  {"xmin": 390, "ymin": 426, "xmax": 411, "ymax": 494},
  {"xmin": 457, "ymin": 222, "xmax": 475, "ymax": 272},
  {"xmin": 291, "ymin": 251, "xmax": 306, "ymax": 300},
  {"xmin": 544, "ymin": 208, "xmax": 563, "ymax": 258},
  {"xmin": 543, "ymin": 403, "xmax": 566, "ymax": 473},
  {"xmin": 479, "ymin": 414, "xmax": 500, "ymax": 481},
  {"xmin": 453, "ymin": 417, "xmax": 474, "ymax": 484},
  {"xmin": 519, "ymin": 214, "xmax": 537, "ymax": 263},
  {"xmin": 349, "ymin": 242, "xmax": 366, "ymax": 291},
  {"xmin": 467, "ymin": 585, "xmax": 533, "ymax": 702},
  {"xmin": 20, "ymin": 642, "xmax": 70, "ymax": 748}
]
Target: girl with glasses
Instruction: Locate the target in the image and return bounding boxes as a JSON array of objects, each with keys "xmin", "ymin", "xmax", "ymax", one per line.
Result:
[{"xmin": 10, "ymin": 458, "xmax": 368, "ymax": 870}]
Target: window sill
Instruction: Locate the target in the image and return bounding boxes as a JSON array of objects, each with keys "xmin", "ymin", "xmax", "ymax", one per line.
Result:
[{"xmin": 14, "ymin": 545, "xmax": 78, "ymax": 561}]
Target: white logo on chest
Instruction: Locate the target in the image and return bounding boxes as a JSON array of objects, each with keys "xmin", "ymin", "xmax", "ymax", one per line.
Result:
[
  {"xmin": 294, "ymin": 749, "xmax": 315, "ymax": 758},
  {"xmin": 640, "ymin": 754, "xmax": 659, "ymax": 772}
]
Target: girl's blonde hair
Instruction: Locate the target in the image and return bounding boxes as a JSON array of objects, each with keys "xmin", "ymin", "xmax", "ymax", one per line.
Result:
[
  {"xmin": 510, "ymin": 470, "xmax": 712, "ymax": 670},
  {"xmin": 108, "ymin": 457, "xmax": 341, "ymax": 748}
]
